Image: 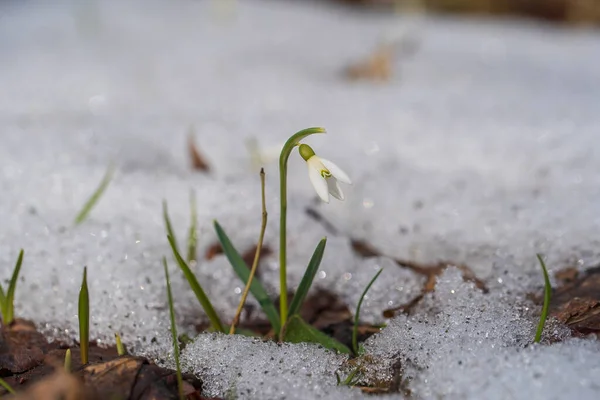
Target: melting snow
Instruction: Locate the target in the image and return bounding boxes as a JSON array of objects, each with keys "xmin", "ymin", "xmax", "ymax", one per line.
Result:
[{"xmin": 1, "ymin": 0, "xmax": 600, "ymax": 398}]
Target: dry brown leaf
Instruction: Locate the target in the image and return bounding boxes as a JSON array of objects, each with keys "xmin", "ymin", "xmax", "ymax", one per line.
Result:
[{"xmin": 188, "ymin": 127, "xmax": 211, "ymax": 172}]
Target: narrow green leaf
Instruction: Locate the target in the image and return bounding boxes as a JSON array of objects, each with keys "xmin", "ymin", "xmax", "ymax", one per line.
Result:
[
  {"xmin": 288, "ymin": 238, "xmax": 327, "ymax": 317},
  {"xmin": 0, "ymin": 284, "xmax": 6, "ymax": 322},
  {"xmin": 163, "ymin": 200, "xmax": 179, "ymax": 255},
  {"xmin": 115, "ymin": 333, "xmax": 126, "ymax": 356},
  {"xmin": 187, "ymin": 190, "xmax": 198, "ymax": 264},
  {"xmin": 213, "ymin": 221, "xmax": 281, "ymax": 333},
  {"xmin": 74, "ymin": 163, "xmax": 114, "ymax": 225},
  {"xmin": 167, "ymin": 234, "xmax": 225, "ymax": 333},
  {"xmin": 353, "ymin": 268, "xmax": 383, "ymax": 355},
  {"xmin": 0, "ymin": 377, "xmax": 15, "ymax": 395},
  {"xmin": 78, "ymin": 267, "xmax": 89, "ymax": 365},
  {"xmin": 534, "ymin": 254, "xmax": 552, "ymax": 343},
  {"xmin": 64, "ymin": 348, "xmax": 72, "ymax": 373},
  {"xmin": 283, "ymin": 314, "xmax": 351, "ymax": 354},
  {"xmin": 4, "ymin": 249, "xmax": 24, "ymax": 325},
  {"xmin": 164, "ymin": 257, "xmax": 184, "ymax": 400}
]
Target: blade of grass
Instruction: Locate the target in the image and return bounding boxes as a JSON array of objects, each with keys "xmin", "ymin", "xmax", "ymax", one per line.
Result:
[
  {"xmin": 214, "ymin": 221, "xmax": 280, "ymax": 334},
  {"xmin": 230, "ymin": 169, "xmax": 268, "ymax": 334},
  {"xmin": 163, "ymin": 257, "xmax": 184, "ymax": 400},
  {"xmin": 0, "ymin": 286, "xmax": 6, "ymax": 317},
  {"xmin": 163, "ymin": 200, "xmax": 179, "ymax": 255},
  {"xmin": 187, "ymin": 190, "xmax": 198, "ymax": 264},
  {"xmin": 534, "ymin": 254, "xmax": 552, "ymax": 343},
  {"xmin": 4, "ymin": 249, "xmax": 24, "ymax": 325},
  {"xmin": 78, "ymin": 267, "xmax": 89, "ymax": 365},
  {"xmin": 0, "ymin": 377, "xmax": 15, "ymax": 395},
  {"xmin": 167, "ymin": 234, "xmax": 225, "ymax": 333},
  {"xmin": 64, "ymin": 348, "xmax": 72, "ymax": 373},
  {"xmin": 74, "ymin": 163, "xmax": 114, "ymax": 225},
  {"xmin": 352, "ymin": 268, "xmax": 383, "ymax": 355},
  {"xmin": 115, "ymin": 333, "xmax": 125, "ymax": 356},
  {"xmin": 287, "ymin": 238, "xmax": 327, "ymax": 317}
]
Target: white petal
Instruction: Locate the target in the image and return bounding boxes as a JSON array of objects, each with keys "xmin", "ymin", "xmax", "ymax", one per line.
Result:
[
  {"xmin": 327, "ymin": 178, "xmax": 344, "ymax": 201},
  {"xmin": 308, "ymin": 164, "xmax": 330, "ymax": 203},
  {"xmin": 320, "ymin": 158, "xmax": 352, "ymax": 184}
]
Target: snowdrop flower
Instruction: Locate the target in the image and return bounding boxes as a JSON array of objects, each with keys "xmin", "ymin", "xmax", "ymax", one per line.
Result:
[{"xmin": 298, "ymin": 144, "xmax": 352, "ymax": 203}]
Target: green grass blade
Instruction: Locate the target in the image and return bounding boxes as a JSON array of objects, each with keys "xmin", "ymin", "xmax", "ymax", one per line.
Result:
[
  {"xmin": 4, "ymin": 249, "xmax": 24, "ymax": 325},
  {"xmin": 115, "ymin": 333, "xmax": 125, "ymax": 356},
  {"xmin": 163, "ymin": 200, "xmax": 179, "ymax": 255},
  {"xmin": 78, "ymin": 267, "xmax": 89, "ymax": 365},
  {"xmin": 213, "ymin": 221, "xmax": 281, "ymax": 333},
  {"xmin": 0, "ymin": 377, "xmax": 15, "ymax": 395},
  {"xmin": 534, "ymin": 254, "xmax": 552, "ymax": 343},
  {"xmin": 0, "ymin": 285, "xmax": 6, "ymax": 316},
  {"xmin": 163, "ymin": 257, "xmax": 184, "ymax": 400},
  {"xmin": 187, "ymin": 190, "xmax": 198, "ymax": 264},
  {"xmin": 74, "ymin": 163, "xmax": 114, "ymax": 225},
  {"xmin": 64, "ymin": 348, "xmax": 72, "ymax": 373},
  {"xmin": 288, "ymin": 238, "xmax": 327, "ymax": 317},
  {"xmin": 283, "ymin": 314, "xmax": 351, "ymax": 354},
  {"xmin": 167, "ymin": 234, "xmax": 225, "ymax": 333},
  {"xmin": 352, "ymin": 268, "xmax": 383, "ymax": 355}
]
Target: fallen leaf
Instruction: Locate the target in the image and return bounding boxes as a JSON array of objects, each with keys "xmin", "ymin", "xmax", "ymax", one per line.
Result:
[{"xmin": 188, "ymin": 127, "xmax": 211, "ymax": 172}]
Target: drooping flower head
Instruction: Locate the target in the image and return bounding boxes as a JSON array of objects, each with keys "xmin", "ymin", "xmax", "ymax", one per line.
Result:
[{"xmin": 298, "ymin": 144, "xmax": 352, "ymax": 203}]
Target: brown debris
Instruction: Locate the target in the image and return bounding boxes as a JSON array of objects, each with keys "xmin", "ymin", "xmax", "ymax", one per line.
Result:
[
  {"xmin": 0, "ymin": 319, "xmax": 51, "ymax": 375},
  {"xmin": 345, "ymin": 44, "xmax": 394, "ymax": 82},
  {"xmin": 12, "ymin": 369, "xmax": 91, "ymax": 400},
  {"xmin": 547, "ymin": 266, "xmax": 600, "ymax": 336},
  {"xmin": 188, "ymin": 128, "xmax": 211, "ymax": 172},
  {"xmin": 0, "ymin": 319, "xmax": 209, "ymax": 399}
]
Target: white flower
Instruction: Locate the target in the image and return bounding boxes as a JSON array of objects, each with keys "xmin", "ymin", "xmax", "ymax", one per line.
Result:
[{"xmin": 298, "ymin": 144, "xmax": 352, "ymax": 203}]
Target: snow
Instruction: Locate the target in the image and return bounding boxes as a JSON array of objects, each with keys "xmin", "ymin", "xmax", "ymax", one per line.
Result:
[{"xmin": 1, "ymin": 0, "xmax": 600, "ymax": 398}]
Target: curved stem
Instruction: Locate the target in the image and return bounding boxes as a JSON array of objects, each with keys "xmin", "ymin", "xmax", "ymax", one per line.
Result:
[{"xmin": 278, "ymin": 127, "xmax": 326, "ymax": 339}]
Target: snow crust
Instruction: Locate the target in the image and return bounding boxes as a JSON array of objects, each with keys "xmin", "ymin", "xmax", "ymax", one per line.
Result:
[{"xmin": 1, "ymin": 0, "xmax": 600, "ymax": 398}]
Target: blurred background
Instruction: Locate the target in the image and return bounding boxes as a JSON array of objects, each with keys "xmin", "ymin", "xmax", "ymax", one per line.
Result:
[{"xmin": 329, "ymin": 0, "xmax": 600, "ymax": 26}]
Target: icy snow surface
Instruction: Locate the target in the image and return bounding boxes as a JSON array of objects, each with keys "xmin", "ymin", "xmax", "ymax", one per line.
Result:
[{"xmin": 1, "ymin": 0, "xmax": 600, "ymax": 398}]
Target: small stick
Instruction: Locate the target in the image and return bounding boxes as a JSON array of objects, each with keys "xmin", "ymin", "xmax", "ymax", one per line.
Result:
[{"xmin": 230, "ymin": 168, "xmax": 268, "ymax": 334}]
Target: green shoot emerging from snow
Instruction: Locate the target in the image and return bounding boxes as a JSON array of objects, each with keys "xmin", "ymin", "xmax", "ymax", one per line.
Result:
[
  {"xmin": 115, "ymin": 332, "xmax": 126, "ymax": 356},
  {"xmin": 534, "ymin": 254, "xmax": 552, "ymax": 343},
  {"xmin": 164, "ymin": 257, "xmax": 184, "ymax": 400},
  {"xmin": 78, "ymin": 267, "xmax": 90, "ymax": 365},
  {"xmin": 0, "ymin": 249, "xmax": 24, "ymax": 326},
  {"xmin": 64, "ymin": 348, "xmax": 72, "ymax": 373},
  {"xmin": 187, "ymin": 190, "xmax": 198, "ymax": 264},
  {"xmin": 167, "ymin": 233, "xmax": 225, "ymax": 333},
  {"xmin": 74, "ymin": 163, "xmax": 114, "ymax": 225},
  {"xmin": 353, "ymin": 268, "xmax": 383, "ymax": 355}
]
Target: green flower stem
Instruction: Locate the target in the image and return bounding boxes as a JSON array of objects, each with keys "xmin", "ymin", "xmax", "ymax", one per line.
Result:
[{"xmin": 278, "ymin": 127, "xmax": 326, "ymax": 339}]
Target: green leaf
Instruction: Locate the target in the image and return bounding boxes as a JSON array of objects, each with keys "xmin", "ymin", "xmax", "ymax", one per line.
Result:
[
  {"xmin": 115, "ymin": 332, "xmax": 126, "ymax": 356},
  {"xmin": 187, "ymin": 190, "xmax": 198, "ymax": 264},
  {"xmin": 0, "ymin": 285, "xmax": 6, "ymax": 318},
  {"xmin": 3, "ymin": 249, "xmax": 24, "ymax": 325},
  {"xmin": 78, "ymin": 267, "xmax": 89, "ymax": 365},
  {"xmin": 0, "ymin": 377, "xmax": 15, "ymax": 395},
  {"xmin": 64, "ymin": 348, "xmax": 72, "ymax": 373},
  {"xmin": 213, "ymin": 221, "xmax": 281, "ymax": 334},
  {"xmin": 163, "ymin": 257, "xmax": 184, "ymax": 400},
  {"xmin": 288, "ymin": 238, "xmax": 327, "ymax": 317},
  {"xmin": 74, "ymin": 163, "xmax": 114, "ymax": 225},
  {"xmin": 163, "ymin": 200, "xmax": 179, "ymax": 255},
  {"xmin": 283, "ymin": 314, "xmax": 351, "ymax": 354},
  {"xmin": 352, "ymin": 268, "xmax": 383, "ymax": 355},
  {"xmin": 167, "ymin": 234, "xmax": 225, "ymax": 333},
  {"xmin": 534, "ymin": 254, "xmax": 552, "ymax": 343}
]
